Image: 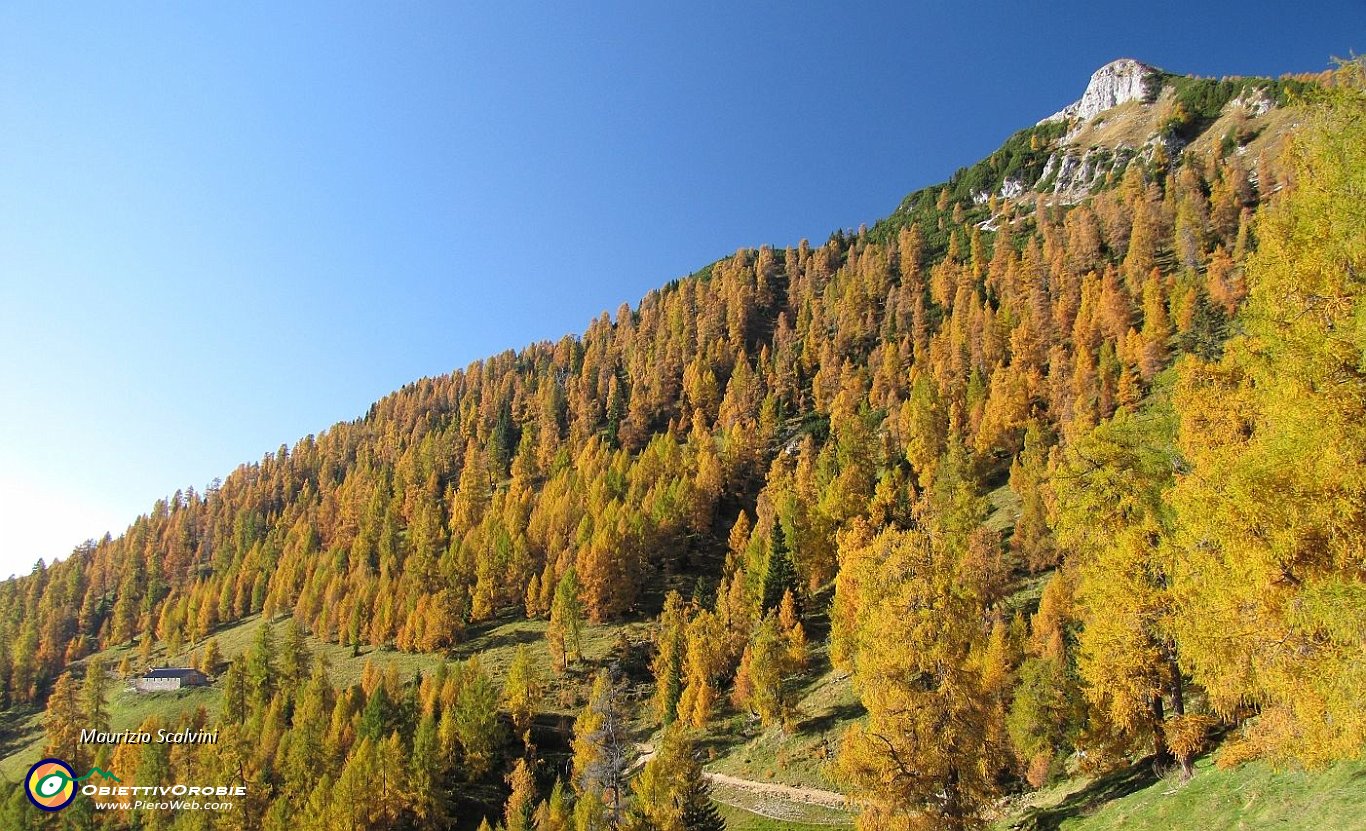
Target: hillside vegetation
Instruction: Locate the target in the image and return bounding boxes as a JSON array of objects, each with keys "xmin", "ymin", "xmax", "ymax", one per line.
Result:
[{"xmin": 1, "ymin": 62, "xmax": 1362, "ymax": 831}]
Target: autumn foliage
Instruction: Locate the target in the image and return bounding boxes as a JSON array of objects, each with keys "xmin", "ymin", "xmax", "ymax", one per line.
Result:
[{"xmin": 2, "ymin": 63, "xmax": 1363, "ymax": 831}]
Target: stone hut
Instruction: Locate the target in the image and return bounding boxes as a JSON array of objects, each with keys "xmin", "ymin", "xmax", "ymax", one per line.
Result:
[{"xmin": 134, "ymin": 667, "xmax": 210, "ymax": 693}]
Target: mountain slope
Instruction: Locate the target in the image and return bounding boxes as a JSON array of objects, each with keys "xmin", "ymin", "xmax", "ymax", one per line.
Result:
[{"xmin": 1, "ymin": 59, "xmax": 1361, "ymax": 831}]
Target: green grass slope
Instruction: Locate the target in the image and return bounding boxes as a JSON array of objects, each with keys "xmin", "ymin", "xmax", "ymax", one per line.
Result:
[
  {"xmin": 1003, "ymin": 754, "xmax": 1366, "ymax": 831},
  {"xmin": 706, "ymin": 747, "xmax": 1366, "ymax": 831}
]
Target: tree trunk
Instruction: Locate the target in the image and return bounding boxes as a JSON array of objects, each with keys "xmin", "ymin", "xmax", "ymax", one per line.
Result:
[
  {"xmin": 1150, "ymin": 693, "xmax": 1174, "ymax": 771},
  {"xmin": 942, "ymin": 764, "xmax": 966, "ymax": 831},
  {"xmin": 1166, "ymin": 642, "xmax": 1194, "ymax": 779},
  {"xmin": 1166, "ymin": 644, "xmax": 1185, "ymax": 716}
]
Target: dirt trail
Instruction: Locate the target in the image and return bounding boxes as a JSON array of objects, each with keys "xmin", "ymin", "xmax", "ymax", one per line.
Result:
[
  {"xmin": 703, "ymin": 770, "xmax": 848, "ymax": 809},
  {"xmin": 631, "ymin": 743, "xmax": 848, "ymax": 810}
]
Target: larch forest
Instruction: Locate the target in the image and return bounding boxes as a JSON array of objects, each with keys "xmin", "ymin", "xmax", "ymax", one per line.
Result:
[{"xmin": 1, "ymin": 59, "xmax": 1363, "ymax": 831}]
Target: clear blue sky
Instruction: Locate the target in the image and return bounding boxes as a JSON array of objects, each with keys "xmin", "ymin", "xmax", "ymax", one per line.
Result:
[{"xmin": 0, "ymin": 2, "xmax": 1359, "ymax": 578}]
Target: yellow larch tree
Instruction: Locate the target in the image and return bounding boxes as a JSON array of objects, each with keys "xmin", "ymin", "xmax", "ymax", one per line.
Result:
[
  {"xmin": 1168, "ymin": 66, "xmax": 1366, "ymax": 768},
  {"xmin": 834, "ymin": 510, "xmax": 1008, "ymax": 831}
]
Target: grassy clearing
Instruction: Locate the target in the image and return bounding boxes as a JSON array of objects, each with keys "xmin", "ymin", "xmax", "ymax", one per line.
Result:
[
  {"xmin": 109, "ymin": 612, "xmax": 633, "ymax": 707},
  {"xmin": 985, "ymin": 483, "xmax": 1023, "ymax": 534},
  {"xmin": 0, "ymin": 686, "xmax": 227, "ymax": 781},
  {"xmin": 0, "ymin": 709, "xmax": 44, "ymax": 783},
  {"xmin": 1001, "ymin": 754, "xmax": 1366, "ymax": 831},
  {"xmin": 703, "ymin": 681, "xmax": 855, "ymax": 792},
  {"xmin": 699, "ymin": 587, "xmax": 862, "ymax": 794},
  {"xmin": 1004, "ymin": 570, "xmax": 1051, "ymax": 617},
  {"xmin": 104, "ymin": 685, "xmax": 221, "ymax": 733},
  {"xmin": 703, "ymin": 651, "xmax": 860, "ymax": 793}
]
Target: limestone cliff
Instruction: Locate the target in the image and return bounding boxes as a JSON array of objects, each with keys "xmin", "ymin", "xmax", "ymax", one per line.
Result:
[{"xmin": 1043, "ymin": 58, "xmax": 1160, "ymax": 124}]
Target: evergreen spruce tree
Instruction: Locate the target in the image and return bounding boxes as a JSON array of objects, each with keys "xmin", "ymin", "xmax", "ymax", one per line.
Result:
[
  {"xmin": 679, "ymin": 777, "xmax": 727, "ymax": 831},
  {"xmin": 759, "ymin": 521, "xmax": 797, "ymax": 614}
]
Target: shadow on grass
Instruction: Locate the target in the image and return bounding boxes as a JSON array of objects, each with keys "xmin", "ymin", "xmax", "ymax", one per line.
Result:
[
  {"xmin": 1009, "ymin": 760, "xmax": 1161, "ymax": 831},
  {"xmin": 0, "ymin": 707, "xmax": 42, "ymax": 763},
  {"xmin": 796, "ymin": 703, "xmax": 865, "ymax": 735},
  {"xmin": 697, "ymin": 729, "xmax": 747, "ymax": 760},
  {"xmin": 452, "ymin": 623, "xmax": 543, "ymax": 657}
]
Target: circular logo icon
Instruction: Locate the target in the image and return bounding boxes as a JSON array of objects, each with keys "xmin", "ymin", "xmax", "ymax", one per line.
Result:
[{"xmin": 26, "ymin": 758, "xmax": 78, "ymax": 811}]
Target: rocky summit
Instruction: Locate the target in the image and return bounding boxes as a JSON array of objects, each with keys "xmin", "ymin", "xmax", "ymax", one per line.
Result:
[{"xmin": 1043, "ymin": 58, "xmax": 1160, "ymax": 123}]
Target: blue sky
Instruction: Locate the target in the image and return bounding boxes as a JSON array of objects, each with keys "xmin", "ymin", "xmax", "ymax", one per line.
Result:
[{"xmin": 0, "ymin": 2, "xmax": 1360, "ymax": 578}]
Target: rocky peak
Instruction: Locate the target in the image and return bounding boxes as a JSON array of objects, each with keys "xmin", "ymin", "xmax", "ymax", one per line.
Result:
[{"xmin": 1043, "ymin": 59, "xmax": 1160, "ymax": 124}]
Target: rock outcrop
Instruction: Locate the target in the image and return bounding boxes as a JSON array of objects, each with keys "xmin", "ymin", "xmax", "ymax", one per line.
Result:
[
  {"xmin": 1043, "ymin": 58, "xmax": 1160, "ymax": 124},
  {"xmin": 954, "ymin": 58, "xmax": 1293, "ymax": 216}
]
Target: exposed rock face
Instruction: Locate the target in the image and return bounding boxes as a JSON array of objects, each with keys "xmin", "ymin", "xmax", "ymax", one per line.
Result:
[
  {"xmin": 966, "ymin": 59, "xmax": 1287, "ymax": 210},
  {"xmin": 1043, "ymin": 59, "xmax": 1159, "ymax": 124},
  {"xmin": 1232, "ymin": 89, "xmax": 1275, "ymax": 117}
]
